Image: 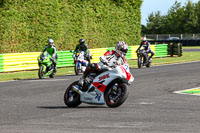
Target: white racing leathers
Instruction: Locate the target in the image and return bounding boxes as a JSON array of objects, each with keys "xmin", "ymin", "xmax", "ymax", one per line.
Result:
[{"xmin": 99, "ymin": 51, "xmax": 126, "ymax": 70}]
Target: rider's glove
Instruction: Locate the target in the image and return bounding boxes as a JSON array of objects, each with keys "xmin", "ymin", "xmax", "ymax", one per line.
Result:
[
  {"xmin": 113, "ymin": 61, "xmax": 119, "ymax": 65},
  {"xmin": 50, "ymin": 58, "xmax": 55, "ymax": 63}
]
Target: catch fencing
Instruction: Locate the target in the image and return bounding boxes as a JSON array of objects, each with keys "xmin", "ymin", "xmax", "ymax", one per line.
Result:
[{"xmin": 0, "ymin": 44, "xmax": 168, "ymax": 72}]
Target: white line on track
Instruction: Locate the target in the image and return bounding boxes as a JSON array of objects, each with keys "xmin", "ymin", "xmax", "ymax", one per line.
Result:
[{"xmin": 0, "ymin": 80, "xmax": 16, "ymax": 83}]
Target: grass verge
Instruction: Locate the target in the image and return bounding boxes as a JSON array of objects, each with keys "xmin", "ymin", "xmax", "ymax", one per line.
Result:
[
  {"xmin": 0, "ymin": 52, "xmax": 200, "ymax": 81},
  {"xmin": 182, "ymin": 46, "xmax": 200, "ymax": 49}
]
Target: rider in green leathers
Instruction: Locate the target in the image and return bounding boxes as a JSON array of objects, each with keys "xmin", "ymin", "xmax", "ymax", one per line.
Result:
[{"xmin": 41, "ymin": 39, "xmax": 58, "ymax": 72}]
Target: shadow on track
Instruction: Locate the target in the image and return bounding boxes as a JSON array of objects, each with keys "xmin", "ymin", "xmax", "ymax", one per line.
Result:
[{"xmin": 37, "ymin": 105, "xmax": 107, "ymax": 109}]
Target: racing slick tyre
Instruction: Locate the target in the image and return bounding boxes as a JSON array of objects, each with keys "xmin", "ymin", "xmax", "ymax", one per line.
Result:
[
  {"xmin": 75, "ymin": 63, "xmax": 79, "ymax": 75},
  {"xmin": 64, "ymin": 81, "xmax": 82, "ymax": 107},
  {"xmin": 105, "ymin": 83, "xmax": 129, "ymax": 108},
  {"xmin": 38, "ymin": 66, "xmax": 45, "ymax": 79},
  {"xmin": 146, "ymin": 57, "xmax": 151, "ymax": 68},
  {"xmin": 49, "ymin": 72, "xmax": 54, "ymax": 78},
  {"xmin": 138, "ymin": 56, "xmax": 143, "ymax": 68}
]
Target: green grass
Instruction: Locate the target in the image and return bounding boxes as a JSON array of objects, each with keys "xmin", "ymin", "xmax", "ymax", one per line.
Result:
[
  {"xmin": 183, "ymin": 46, "xmax": 200, "ymax": 49},
  {"xmin": 0, "ymin": 52, "xmax": 200, "ymax": 81},
  {"xmin": 0, "ymin": 67, "xmax": 74, "ymax": 81}
]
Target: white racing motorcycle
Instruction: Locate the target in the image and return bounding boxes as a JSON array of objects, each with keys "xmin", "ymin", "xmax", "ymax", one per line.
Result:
[
  {"xmin": 64, "ymin": 62, "xmax": 134, "ymax": 108},
  {"xmin": 73, "ymin": 51, "xmax": 89, "ymax": 75}
]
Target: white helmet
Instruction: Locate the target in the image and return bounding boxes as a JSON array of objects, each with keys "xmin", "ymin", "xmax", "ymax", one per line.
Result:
[
  {"xmin": 115, "ymin": 41, "xmax": 128, "ymax": 57},
  {"xmin": 142, "ymin": 37, "xmax": 147, "ymax": 42},
  {"xmin": 47, "ymin": 39, "xmax": 54, "ymax": 46}
]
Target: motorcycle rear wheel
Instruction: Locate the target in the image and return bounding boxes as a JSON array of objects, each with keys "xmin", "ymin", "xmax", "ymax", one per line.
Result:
[
  {"xmin": 105, "ymin": 83, "xmax": 129, "ymax": 108},
  {"xmin": 146, "ymin": 57, "xmax": 151, "ymax": 68},
  {"xmin": 146, "ymin": 62, "xmax": 151, "ymax": 67},
  {"xmin": 64, "ymin": 81, "xmax": 82, "ymax": 107},
  {"xmin": 49, "ymin": 72, "xmax": 54, "ymax": 78},
  {"xmin": 49, "ymin": 65, "xmax": 55, "ymax": 78}
]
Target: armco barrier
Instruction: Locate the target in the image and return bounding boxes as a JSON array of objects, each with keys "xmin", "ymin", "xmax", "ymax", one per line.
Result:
[
  {"xmin": 0, "ymin": 44, "xmax": 168, "ymax": 72},
  {"xmin": 155, "ymin": 44, "xmax": 168, "ymax": 57},
  {"xmin": 0, "ymin": 54, "xmax": 3, "ymax": 72}
]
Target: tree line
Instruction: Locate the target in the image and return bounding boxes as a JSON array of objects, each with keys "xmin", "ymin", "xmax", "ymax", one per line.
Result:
[{"xmin": 142, "ymin": 0, "xmax": 200, "ymax": 34}]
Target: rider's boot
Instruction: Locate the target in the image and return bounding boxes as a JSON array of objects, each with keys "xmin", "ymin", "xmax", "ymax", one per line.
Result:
[
  {"xmin": 53, "ymin": 63, "xmax": 57, "ymax": 73},
  {"xmin": 149, "ymin": 57, "xmax": 152, "ymax": 63},
  {"xmin": 78, "ymin": 77, "xmax": 85, "ymax": 87},
  {"xmin": 54, "ymin": 67, "xmax": 57, "ymax": 73}
]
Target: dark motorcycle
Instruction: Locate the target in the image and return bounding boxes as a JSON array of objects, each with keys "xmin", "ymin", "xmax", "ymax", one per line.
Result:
[{"xmin": 137, "ymin": 49, "xmax": 151, "ymax": 68}]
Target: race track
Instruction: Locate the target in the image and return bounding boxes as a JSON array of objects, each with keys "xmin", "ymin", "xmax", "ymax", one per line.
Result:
[{"xmin": 0, "ymin": 61, "xmax": 200, "ymax": 133}]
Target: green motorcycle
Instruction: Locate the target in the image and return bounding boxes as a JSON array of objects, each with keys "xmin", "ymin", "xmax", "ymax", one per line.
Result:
[{"xmin": 37, "ymin": 53, "xmax": 55, "ymax": 79}]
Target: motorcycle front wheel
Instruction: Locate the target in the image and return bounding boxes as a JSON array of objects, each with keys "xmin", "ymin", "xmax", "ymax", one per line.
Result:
[
  {"xmin": 104, "ymin": 83, "xmax": 129, "ymax": 108},
  {"xmin": 64, "ymin": 81, "xmax": 82, "ymax": 107},
  {"xmin": 38, "ymin": 66, "xmax": 45, "ymax": 79},
  {"xmin": 138, "ymin": 56, "xmax": 143, "ymax": 68},
  {"xmin": 75, "ymin": 62, "xmax": 79, "ymax": 75}
]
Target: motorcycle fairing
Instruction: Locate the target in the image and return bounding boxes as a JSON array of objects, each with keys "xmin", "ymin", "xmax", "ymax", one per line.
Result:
[{"xmin": 80, "ymin": 85, "xmax": 105, "ymax": 104}]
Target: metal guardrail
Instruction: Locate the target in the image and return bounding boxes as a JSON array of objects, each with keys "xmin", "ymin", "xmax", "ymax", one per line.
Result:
[
  {"xmin": 0, "ymin": 44, "xmax": 168, "ymax": 72},
  {"xmin": 148, "ymin": 39, "xmax": 200, "ymax": 46},
  {"xmin": 144, "ymin": 34, "xmax": 200, "ymax": 40},
  {"xmin": 144, "ymin": 34, "xmax": 200, "ymax": 46}
]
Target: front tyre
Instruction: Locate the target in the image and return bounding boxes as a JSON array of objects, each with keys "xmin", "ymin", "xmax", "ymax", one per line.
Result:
[
  {"xmin": 38, "ymin": 66, "xmax": 45, "ymax": 79},
  {"xmin": 64, "ymin": 81, "xmax": 82, "ymax": 107},
  {"xmin": 138, "ymin": 56, "xmax": 142, "ymax": 68},
  {"xmin": 75, "ymin": 62, "xmax": 79, "ymax": 75},
  {"xmin": 105, "ymin": 83, "xmax": 129, "ymax": 108}
]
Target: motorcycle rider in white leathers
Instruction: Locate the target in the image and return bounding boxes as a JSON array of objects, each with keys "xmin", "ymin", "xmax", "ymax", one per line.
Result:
[{"xmin": 78, "ymin": 41, "xmax": 129, "ymax": 88}]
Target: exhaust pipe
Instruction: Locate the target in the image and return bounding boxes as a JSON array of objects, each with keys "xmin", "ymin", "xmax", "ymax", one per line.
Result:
[{"xmin": 72, "ymin": 85, "xmax": 83, "ymax": 94}]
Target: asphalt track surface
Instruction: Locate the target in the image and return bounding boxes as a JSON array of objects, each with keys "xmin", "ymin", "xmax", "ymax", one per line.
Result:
[{"xmin": 0, "ymin": 61, "xmax": 200, "ymax": 133}]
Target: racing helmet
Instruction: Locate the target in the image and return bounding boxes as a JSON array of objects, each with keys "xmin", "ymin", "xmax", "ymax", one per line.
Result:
[
  {"xmin": 47, "ymin": 39, "xmax": 54, "ymax": 47},
  {"xmin": 115, "ymin": 41, "xmax": 128, "ymax": 57},
  {"xmin": 79, "ymin": 39, "xmax": 85, "ymax": 45},
  {"xmin": 142, "ymin": 37, "xmax": 147, "ymax": 42},
  {"xmin": 141, "ymin": 37, "xmax": 147, "ymax": 44}
]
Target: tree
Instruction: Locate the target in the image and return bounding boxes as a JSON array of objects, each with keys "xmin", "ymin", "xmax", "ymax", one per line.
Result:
[
  {"xmin": 166, "ymin": 1, "xmax": 184, "ymax": 33},
  {"xmin": 144, "ymin": 11, "xmax": 166, "ymax": 34},
  {"xmin": 195, "ymin": 1, "xmax": 200, "ymax": 33},
  {"xmin": 183, "ymin": 0, "xmax": 198, "ymax": 33},
  {"xmin": 141, "ymin": 0, "xmax": 200, "ymax": 34}
]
